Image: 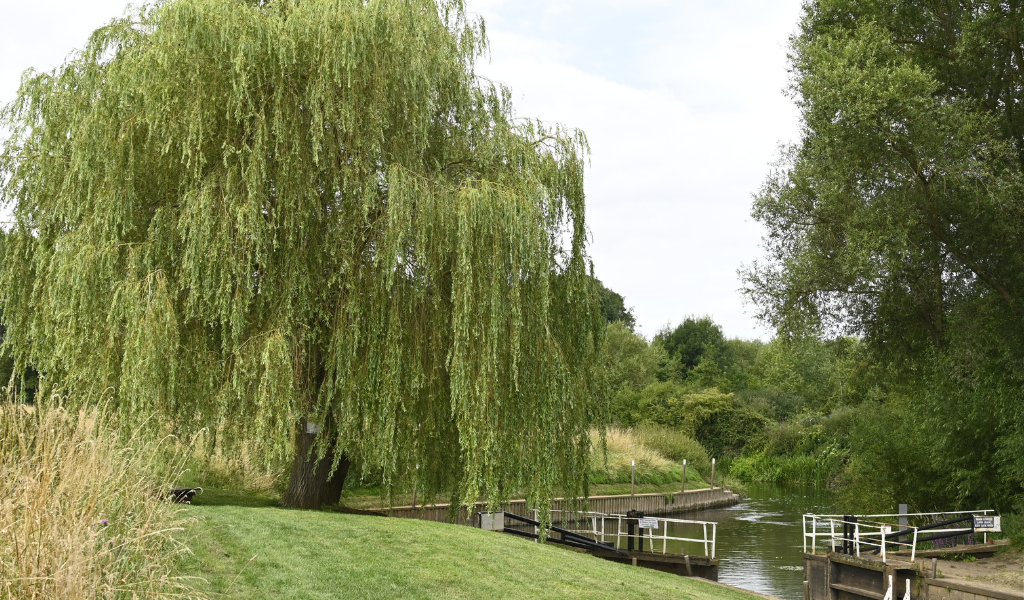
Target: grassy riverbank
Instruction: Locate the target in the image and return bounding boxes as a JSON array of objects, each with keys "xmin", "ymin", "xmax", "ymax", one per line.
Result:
[{"xmin": 180, "ymin": 500, "xmax": 762, "ymax": 600}]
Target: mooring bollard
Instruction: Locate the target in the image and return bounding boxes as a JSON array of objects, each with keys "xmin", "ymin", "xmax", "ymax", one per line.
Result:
[{"xmin": 681, "ymin": 459, "xmax": 687, "ymax": 493}]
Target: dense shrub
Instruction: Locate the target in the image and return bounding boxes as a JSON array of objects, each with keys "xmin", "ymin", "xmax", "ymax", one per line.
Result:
[{"xmin": 730, "ymin": 450, "xmax": 841, "ymax": 486}]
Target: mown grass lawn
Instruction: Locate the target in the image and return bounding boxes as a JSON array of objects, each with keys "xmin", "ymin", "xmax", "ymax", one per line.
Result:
[{"xmin": 180, "ymin": 502, "xmax": 762, "ymax": 600}]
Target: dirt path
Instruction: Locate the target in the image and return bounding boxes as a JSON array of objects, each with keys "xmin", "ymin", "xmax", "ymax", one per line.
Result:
[{"xmin": 933, "ymin": 548, "xmax": 1024, "ymax": 596}]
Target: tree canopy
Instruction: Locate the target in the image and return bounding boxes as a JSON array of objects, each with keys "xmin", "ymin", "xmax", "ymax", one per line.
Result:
[
  {"xmin": 593, "ymin": 278, "xmax": 636, "ymax": 331},
  {"xmin": 744, "ymin": 0, "xmax": 1024, "ymax": 510},
  {"xmin": 0, "ymin": 0, "xmax": 603, "ymax": 512},
  {"xmin": 657, "ymin": 317, "xmax": 726, "ymax": 374}
]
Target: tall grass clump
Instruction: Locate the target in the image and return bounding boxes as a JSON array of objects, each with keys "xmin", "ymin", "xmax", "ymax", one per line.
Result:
[
  {"xmin": 590, "ymin": 427, "xmax": 708, "ymax": 486},
  {"xmin": 634, "ymin": 424, "xmax": 712, "ymax": 475},
  {"xmin": 0, "ymin": 404, "xmax": 203, "ymax": 599}
]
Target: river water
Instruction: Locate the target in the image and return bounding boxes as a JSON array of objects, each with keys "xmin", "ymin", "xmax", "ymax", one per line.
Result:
[{"xmin": 669, "ymin": 484, "xmax": 834, "ymax": 600}]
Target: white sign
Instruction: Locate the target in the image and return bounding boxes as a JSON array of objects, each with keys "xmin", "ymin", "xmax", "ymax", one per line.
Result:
[
  {"xmin": 973, "ymin": 515, "xmax": 1001, "ymax": 532},
  {"xmin": 638, "ymin": 517, "xmax": 659, "ymax": 529}
]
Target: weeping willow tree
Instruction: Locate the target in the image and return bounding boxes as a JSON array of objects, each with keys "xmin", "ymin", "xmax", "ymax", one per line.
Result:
[{"xmin": 0, "ymin": 0, "xmax": 604, "ymax": 511}]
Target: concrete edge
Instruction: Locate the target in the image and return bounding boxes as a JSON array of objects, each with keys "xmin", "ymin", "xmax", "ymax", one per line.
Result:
[{"xmin": 924, "ymin": 578, "xmax": 1024, "ymax": 600}]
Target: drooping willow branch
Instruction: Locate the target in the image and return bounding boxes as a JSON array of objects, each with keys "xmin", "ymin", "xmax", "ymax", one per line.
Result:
[{"xmin": 0, "ymin": 0, "xmax": 605, "ymax": 516}]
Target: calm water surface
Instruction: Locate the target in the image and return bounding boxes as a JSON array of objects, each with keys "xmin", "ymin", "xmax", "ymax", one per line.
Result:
[{"xmin": 669, "ymin": 484, "xmax": 834, "ymax": 600}]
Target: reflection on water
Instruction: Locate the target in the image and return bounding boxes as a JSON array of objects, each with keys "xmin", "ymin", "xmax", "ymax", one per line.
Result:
[{"xmin": 668, "ymin": 484, "xmax": 834, "ymax": 600}]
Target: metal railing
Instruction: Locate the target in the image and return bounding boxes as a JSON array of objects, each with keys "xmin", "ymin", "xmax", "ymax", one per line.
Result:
[
  {"xmin": 607, "ymin": 514, "xmax": 718, "ymax": 558},
  {"xmin": 802, "ymin": 511, "xmax": 995, "ymax": 563},
  {"xmin": 529, "ymin": 509, "xmax": 718, "ymax": 558},
  {"xmin": 530, "ymin": 509, "xmax": 608, "ymax": 540}
]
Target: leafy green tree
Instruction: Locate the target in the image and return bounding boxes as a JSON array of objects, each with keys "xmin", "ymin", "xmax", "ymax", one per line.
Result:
[
  {"xmin": 743, "ymin": 0, "xmax": 1024, "ymax": 510},
  {"xmin": 601, "ymin": 322, "xmax": 661, "ymax": 393},
  {"xmin": 593, "ymin": 278, "xmax": 636, "ymax": 331},
  {"xmin": 658, "ymin": 317, "xmax": 725, "ymax": 371},
  {"xmin": 0, "ymin": 0, "xmax": 603, "ymax": 510},
  {"xmin": 600, "ymin": 322, "xmax": 666, "ymax": 425}
]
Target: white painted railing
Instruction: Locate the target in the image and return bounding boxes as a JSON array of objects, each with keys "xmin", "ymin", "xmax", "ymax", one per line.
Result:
[
  {"xmin": 608, "ymin": 514, "xmax": 717, "ymax": 558},
  {"xmin": 531, "ymin": 509, "xmax": 718, "ymax": 558},
  {"xmin": 802, "ymin": 510, "xmax": 994, "ymax": 563}
]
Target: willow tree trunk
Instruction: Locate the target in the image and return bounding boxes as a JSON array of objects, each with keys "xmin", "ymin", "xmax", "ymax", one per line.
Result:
[{"xmin": 281, "ymin": 418, "xmax": 350, "ymax": 509}]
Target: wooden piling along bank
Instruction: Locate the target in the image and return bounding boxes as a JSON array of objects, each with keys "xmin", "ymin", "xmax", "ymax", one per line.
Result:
[{"xmin": 383, "ymin": 487, "xmax": 740, "ymax": 526}]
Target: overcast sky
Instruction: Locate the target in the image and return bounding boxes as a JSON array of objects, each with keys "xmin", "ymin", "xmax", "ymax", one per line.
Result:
[{"xmin": 0, "ymin": 0, "xmax": 804, "ymax": 340}]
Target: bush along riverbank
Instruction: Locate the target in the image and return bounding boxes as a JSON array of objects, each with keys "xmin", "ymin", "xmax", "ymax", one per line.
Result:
[{"xmin": 597, "ymin": 317, "xmax": 1024, "ymax": 523}]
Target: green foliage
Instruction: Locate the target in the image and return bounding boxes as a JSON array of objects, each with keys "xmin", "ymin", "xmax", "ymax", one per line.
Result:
[
  {"xmin": 593, "ymin": 278, "xmax": 636, "ymax": 331},
  {"xmin": 742, "ymin": 0, "xmax": 1024, "ymax": 511},
  {"xmin": 0, "ymin": 233, "xmax": 38, "ymax": 402},
  {"xmin": 749, "ymin": 337, "xmax": 877, "ymax": 411},
  {"xmin": 830, "ymin": 399, "xmax": 948, "ymax": 513},
  {"xmin": 1000, "ymin": 514, "xmax": 1024, "ymax": 549},
  {"xmin": 729, "ymin": 451, "xmax": 840, "ymax": 486},
  {"xmin": 657, "ymin": 316, "xmax": 725, "ymax": 376},
  {"xmin": 610, "ymin": 381, "xmax": 769, "ymax": 460},
  {"xmin": 0, "ymin": 0, "xmax": 602, "ymax": 513},
  {"xmin": 601, "ymin": 322, "xmax": 663, "ymax": 395}
]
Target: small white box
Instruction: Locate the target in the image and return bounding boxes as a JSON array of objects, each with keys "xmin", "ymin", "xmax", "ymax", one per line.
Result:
[{"xmin": 479, "ymin": 511, "xmax": 504, "ymax": 531}]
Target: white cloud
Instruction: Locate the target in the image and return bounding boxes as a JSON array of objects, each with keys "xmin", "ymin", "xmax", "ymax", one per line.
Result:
[{"xmin": 470, "ymin": 1, "xmax": 804, "ymax": 339}]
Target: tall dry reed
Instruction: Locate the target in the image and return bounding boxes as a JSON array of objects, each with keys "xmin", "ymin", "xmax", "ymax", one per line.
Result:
[
  {"xmin": 634, "ymin": 423, "xmax": 712, "ymax": 475},
  {"xmin": 590, "ymin": 427, "xmax": 679, "ymax": 485},
  {"xmin": 0, "ymin": 404, "xmax": 203, "ymax": 599}
]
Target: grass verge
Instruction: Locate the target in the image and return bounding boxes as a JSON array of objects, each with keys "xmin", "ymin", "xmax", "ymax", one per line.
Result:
[
  {"xmin": 590, "ymin": 427, "xmax": 709, "ymax": 487},
  {"xmin": 180, "ymin": 503, "xmax": 762, "ymax": 600}
]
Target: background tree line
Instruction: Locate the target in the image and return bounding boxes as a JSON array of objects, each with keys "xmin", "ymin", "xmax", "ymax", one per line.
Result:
[
  {"xmin": 595, "ymin": 305, "xmax": 969, "ymax": 513},
  {"xmin": 601, "ymin": 0, "xmax": 1024, "ymax": 516}
]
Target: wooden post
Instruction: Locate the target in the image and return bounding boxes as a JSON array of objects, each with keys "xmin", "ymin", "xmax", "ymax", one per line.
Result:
[
  {"xmin": 711, "ymin": 458, "xmax": 716, "ymax": 489},
  {"xmin": 631, "ymin": 460, "xmax": 635, "ymax": 496},
  {"xmin": 931, "ymin": 557, "xmax": 938, "ymax": 579},
  {"xmin": 826, "ymin": 553, "xmax": 835, "ymax": 600},
  {"xmin": 681, "ymin": 459, "xmax": 687, "ymax": 493}
]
